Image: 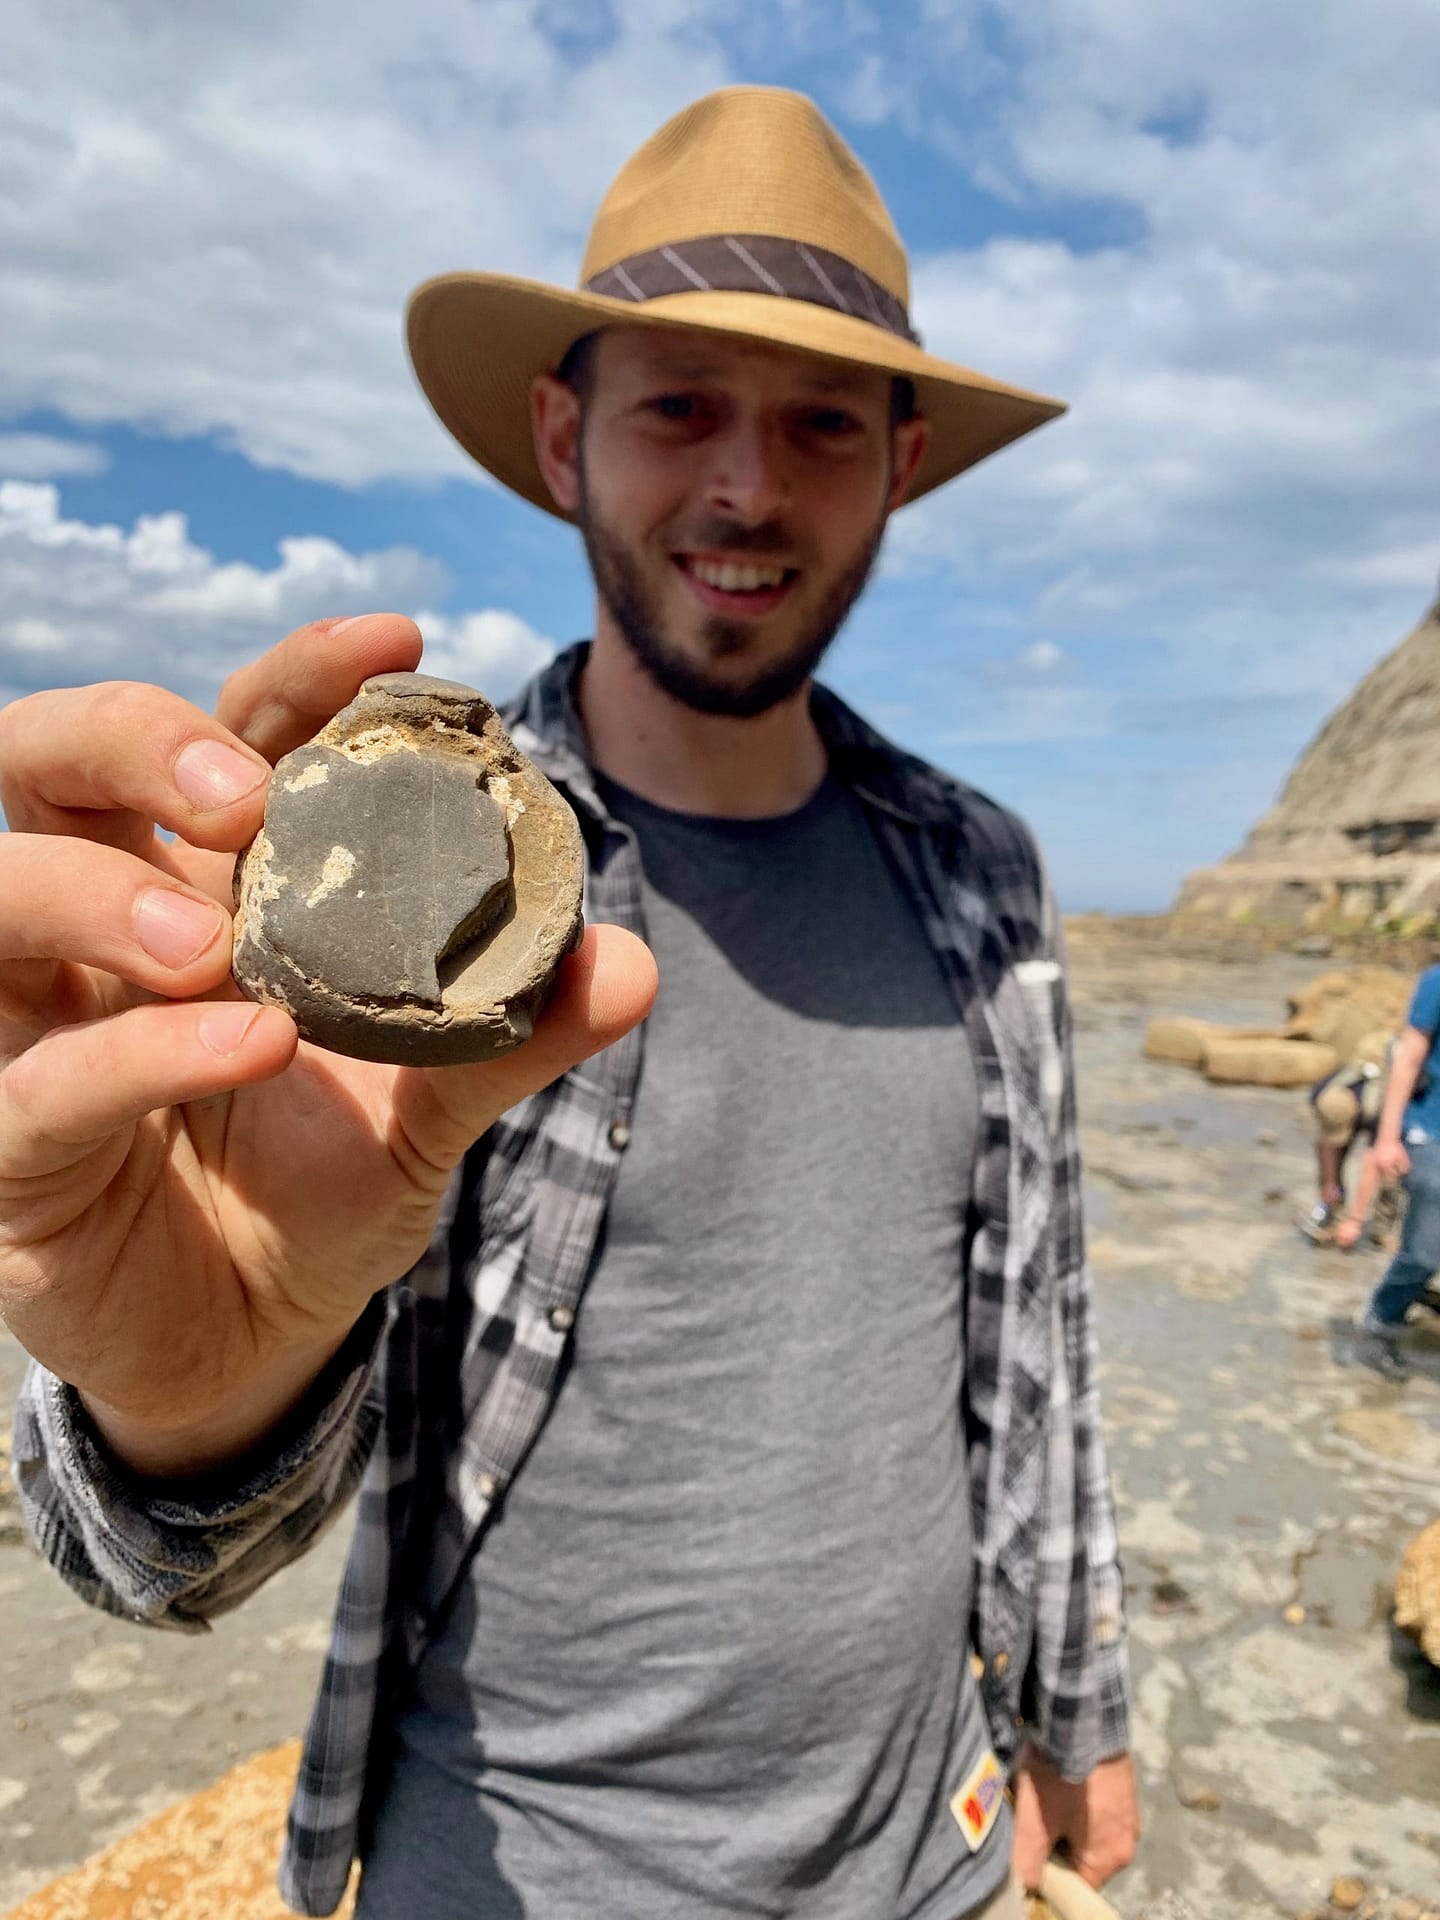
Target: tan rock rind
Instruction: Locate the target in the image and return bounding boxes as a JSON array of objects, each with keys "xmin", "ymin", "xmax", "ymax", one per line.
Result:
[
  {"xmin": 232, "ymin": 673, "xmax": 585, "ymax": 1066},
  {"xmin": 1395, "ymin": 1516, "xmax": 1440, "ymax": 1667},
  {"xmin": 1143, "ymin": 1017, "xmax": 1283, "ymax": 1067},
  {"xmin": 1202, "ymin": 1035, "xmax": 1339, "ymax": 1087}
]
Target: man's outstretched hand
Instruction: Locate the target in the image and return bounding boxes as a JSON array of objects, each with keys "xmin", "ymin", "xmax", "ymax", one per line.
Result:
[
  {"xmin": 1011, "ymin": 1745, "xmax": 1140, "ymax": 1892},
  {"xmin": 0, "ymin": 614, "xmax": 657, "ymax": 1479}
]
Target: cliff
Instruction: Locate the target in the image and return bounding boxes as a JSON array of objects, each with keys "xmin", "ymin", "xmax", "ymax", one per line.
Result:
[{"xmin": 1174, "ymin": 596, "xmax": 1440, "ymax": 928}]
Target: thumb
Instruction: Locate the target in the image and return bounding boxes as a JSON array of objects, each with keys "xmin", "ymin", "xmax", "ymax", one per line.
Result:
[
  {"xmin": 1065, "ymin": 1837, "xmax": 1107, "ymax": 1891},
  {"xmin": 1011, "ymin": 1826, "xmax": 1050, "ymax": 1896},
  {"xmin": 389, "ymin": 924, "xmax": 657, "ymax": 1168},
  {"xmin": 1008, "ymin": 1775, "xmax": 1052, "ymax": 1893}
]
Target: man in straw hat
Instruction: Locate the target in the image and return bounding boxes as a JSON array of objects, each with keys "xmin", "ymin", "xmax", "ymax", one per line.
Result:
[{"xmin": 9, "ymin": 87, "xmax": 1135, "ymax": 1918}]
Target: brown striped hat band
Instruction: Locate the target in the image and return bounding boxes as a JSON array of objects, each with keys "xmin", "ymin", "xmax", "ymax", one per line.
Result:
[{"xmin": 584, "ymin": 234, "xmax": 922, "ymax": 347}]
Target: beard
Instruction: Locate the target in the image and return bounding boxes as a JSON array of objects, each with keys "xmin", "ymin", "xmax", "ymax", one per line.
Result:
[{"xmin": 575, "ymin": 469, "xmax": 888, "ymax": 721}]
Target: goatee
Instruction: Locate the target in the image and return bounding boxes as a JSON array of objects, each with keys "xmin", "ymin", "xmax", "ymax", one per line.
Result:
[{"xmin": 576, "ymin": 476, "xmax": 887, "ymax": 721}]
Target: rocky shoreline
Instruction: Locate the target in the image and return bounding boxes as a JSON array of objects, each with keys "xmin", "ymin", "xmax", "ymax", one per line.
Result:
[{"xmin": 3, "ymin": 924, "xmax": 1438, "ymax": 1917}]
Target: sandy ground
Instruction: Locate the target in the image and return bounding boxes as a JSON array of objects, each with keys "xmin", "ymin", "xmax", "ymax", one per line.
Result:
[{"xmin": 2, "ymin": 931, "xmax": 1439, "ymax": 1917}]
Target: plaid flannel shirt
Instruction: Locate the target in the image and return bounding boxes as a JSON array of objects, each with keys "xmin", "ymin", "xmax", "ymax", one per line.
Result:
[{"xmin": 14, "ymin": 643, "xmax": 1130, "ymax": 1917}]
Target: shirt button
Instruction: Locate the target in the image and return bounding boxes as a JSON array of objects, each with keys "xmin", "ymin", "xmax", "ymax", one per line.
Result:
[
  {"xmin": 608, "ymin": 1120, "xmax": 631, "ymax": 1150},
  {"xmin": 476, "ymin": 1471, "xmax": 498, "ymax": 1501},
  {"xmin": 548, "ymin": 1304, "xmax": 575, "ymax": 1333}
]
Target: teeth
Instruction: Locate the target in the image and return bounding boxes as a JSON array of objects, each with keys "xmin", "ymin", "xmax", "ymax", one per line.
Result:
[{"xmin": 689, "ymin": 559, "xmax": 787, "ymax": 592}]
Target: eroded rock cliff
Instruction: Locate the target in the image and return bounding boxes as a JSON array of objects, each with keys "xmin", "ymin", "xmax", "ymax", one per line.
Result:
[{"xmin": 1175, "ymin": 596, "xmax": 1440, "ymax": 927}]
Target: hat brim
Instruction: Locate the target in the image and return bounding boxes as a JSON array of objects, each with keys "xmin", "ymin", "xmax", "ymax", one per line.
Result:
[{"xmin": 405, "ymin": 272, "xmax": 1066, "ymax": 518}]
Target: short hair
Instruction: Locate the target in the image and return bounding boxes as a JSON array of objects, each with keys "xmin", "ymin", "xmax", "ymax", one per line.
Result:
[
  {"xmin": 557, "ymin": 330, "xmax": 599, "ymax": 398},
  {"xmin": 890, "ymin": 377, "xmax": 916, "ymax": 426},
  {"xmin": 558, "ymin": 330, "xmax": 918, "ymax": 427}
]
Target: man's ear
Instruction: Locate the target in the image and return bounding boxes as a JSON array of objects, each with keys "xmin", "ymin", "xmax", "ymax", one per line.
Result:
[
  {"xmin": 887, "ymin": 414, "xmax": 931, "ymax": 512},
  {"xmin": 532, "ymin": 373, "xmax": 583, "ymax": 515}
]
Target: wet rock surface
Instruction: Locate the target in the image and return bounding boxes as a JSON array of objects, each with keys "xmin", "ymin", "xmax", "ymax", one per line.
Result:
[
  {"xmin": 232, "ymin": 673, "xmax": 584, "ymax": 1065},
  {"xmin": 4, "ymin": 927, "xmax": 1439, "ymax": 1913}
]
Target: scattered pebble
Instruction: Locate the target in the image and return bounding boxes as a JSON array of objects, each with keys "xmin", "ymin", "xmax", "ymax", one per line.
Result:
[
  {"xmin": 1257, "ymin": 1127, "xmax": 1279, "ymax": 1146},
  {"xmin": 1393, "ymin": 1898, "xmax": 1423, "ymax": 1920},
  {"xmin": 1330, "ymin": 1878, "xmax": 1367, "ymax": 1913},
  {"xmin": 1284, "ymin": 1602, "xmax": 1306, "ymax": 1625},
  {"xmin": 1176, "ymin": 1781, "xmax": 1222, "ymax": 1812},
  {"xmin": 1335, "ymin": 1407, "xmax": 1433, "ymax": 1463}
]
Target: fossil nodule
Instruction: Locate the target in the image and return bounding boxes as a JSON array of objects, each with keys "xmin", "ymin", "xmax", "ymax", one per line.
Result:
[{"xmin": 232, "ymin": 673, "xmax": 584, "ymax": 1065}]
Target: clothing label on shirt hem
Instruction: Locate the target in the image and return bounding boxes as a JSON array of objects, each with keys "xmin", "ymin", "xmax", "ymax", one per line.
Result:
[{"xmin": 949, "ymin": 1749, "xmax": 1005, "ymax": 1852}]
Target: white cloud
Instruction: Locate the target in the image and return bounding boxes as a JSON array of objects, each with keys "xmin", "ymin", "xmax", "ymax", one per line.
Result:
[
  {"xmin": 1017, "ymin": 639, "xmax": 1062, "ymax": 673},
  {"xmin": 1316, "ymin": 539, "xmax": 1440, "ymax": 592},
  {"xmin": 0, "ymin": 1, "xmax": 733, "ymax": 486},
  {"xmin": 0, "ymin": 482, "xmax": 552, "ymax": 707},
  {"xmin": 965, "ymin": 635, "xmax": 1068, "ymax": 690},
  {"xmin": 869, "ymin": 0, "xmax": 1440, "ymax": 629},
  {"xmin": 0, "ymin": 433, "xmax": 110, "ymax": 479},
  {"xmin": 3, "ymin": 0, "xmax": 1432, "ymax": 606},
  {"xmin": 411, "ymin": 608, "xmax": 555, "ymax": 692},
  {"xmin": 4, "ymin": 0, "xmax": 1439, "ymax": 908},
  {"xmin": 840, "ymin": 52, "xmax": 913, "ymax": 129}
]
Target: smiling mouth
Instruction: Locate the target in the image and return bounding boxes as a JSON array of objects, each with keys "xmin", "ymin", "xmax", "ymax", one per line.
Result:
[{"xmin": 674, "ymin": 554, "xmax": 799, "ymax": 602}]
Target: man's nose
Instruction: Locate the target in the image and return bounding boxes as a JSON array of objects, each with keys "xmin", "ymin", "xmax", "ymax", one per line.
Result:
[{"xmin": 703, "ymin": 417, "xmax": 791, "ymax": 524}]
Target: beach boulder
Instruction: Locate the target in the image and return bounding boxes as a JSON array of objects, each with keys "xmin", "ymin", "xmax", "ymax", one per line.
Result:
[
  {"xmin": 1395, "ymin": 1516, "xmax": 1440, "ymax": 1667},
  {"xmin": 3, "ymin": 1740, "xmax": 354, "ymax": 1919},
  {"xmin": 1145, "ymin": 964, "xmax": 1410, "ymax": 1087},
  {"xmin": 1283, "ymin": 965, "xmax": 1412, "ymax": 1060},
  {"xmin": 1201, "ymin": 1035, "xmax": 1339, "ymax": 1087},
  {"xmin": 1143, "ymin": 1018, "xmax": 1283, "ymax": 1068}
]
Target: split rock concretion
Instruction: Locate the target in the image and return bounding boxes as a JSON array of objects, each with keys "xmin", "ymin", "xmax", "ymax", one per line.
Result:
[{"xmin": 232, "ymin": 672, "xmax": 584, "ymax": 1065}]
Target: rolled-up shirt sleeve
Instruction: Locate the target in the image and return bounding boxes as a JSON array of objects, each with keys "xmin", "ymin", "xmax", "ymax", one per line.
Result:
[{"xmin": 11, "ymin": 1295, "xmax": 386, "ymax": 1632}]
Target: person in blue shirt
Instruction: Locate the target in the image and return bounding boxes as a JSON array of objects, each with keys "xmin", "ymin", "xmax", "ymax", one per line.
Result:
[{"xmin": 1360, "ymin": 963, "xmax": 1440, "ymax": 1375}]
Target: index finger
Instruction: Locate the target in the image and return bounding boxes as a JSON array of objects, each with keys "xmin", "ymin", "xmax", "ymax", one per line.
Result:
[
  {"xmin": 0, "ymin": 682, "xmax": 273, "ymax": 853},
  {"xmin": 216, "ymin": 613, "xmax": 424, "ymax": 761}
]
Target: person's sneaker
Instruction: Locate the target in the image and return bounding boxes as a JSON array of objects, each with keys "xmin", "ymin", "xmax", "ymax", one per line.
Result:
[
  {"xmin": 1366, "ymin": 1341, "xmax": 1412, "ymax": 1382},
  {"xmin": 1358, "ymin": 1312, "xmax": 1412, "ymax": 1380},
  {"xmin": 1416, "ymin": 1284, "xmax": 1440, "ymax": 1319},
  {"xmin": 1298, "ymin": 1201, "xmax": 1339, "ymax": 1245}
]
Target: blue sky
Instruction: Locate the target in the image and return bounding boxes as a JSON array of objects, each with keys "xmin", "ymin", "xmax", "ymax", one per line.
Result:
[{"xmin": 3, "ymin": 0, "xmax": 1438, "ymax": 909}]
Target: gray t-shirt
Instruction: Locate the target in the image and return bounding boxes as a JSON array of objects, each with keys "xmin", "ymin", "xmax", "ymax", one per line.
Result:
[{"xmin": 361, "ymin": 774, "xmax": 1009, "ymax": 1918}]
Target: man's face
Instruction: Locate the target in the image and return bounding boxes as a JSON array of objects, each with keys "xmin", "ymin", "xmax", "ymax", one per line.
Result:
[{"xmin": 546, "ymin": 327, "xmax": 927, "ymax": 719}]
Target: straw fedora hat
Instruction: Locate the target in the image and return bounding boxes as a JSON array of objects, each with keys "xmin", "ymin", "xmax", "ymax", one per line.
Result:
[{"xmin": 406, "ymin": 86, "xmax": 1065, "ymax": 518}]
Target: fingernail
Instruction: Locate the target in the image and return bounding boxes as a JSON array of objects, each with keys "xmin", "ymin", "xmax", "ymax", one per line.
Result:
[
  {"xmin": 137, "ymin": 890, "xmax": 228, "ymax": 969},
  {"xmin": 330, "ymin": 615, "xmax": 367, "ymax": 632},
  {"xmin": 174, "ymin": 739, "xmax": 268, "ymax": 810},
  {"xmin": 199, "ymin": 1004, "xmax": 263, "ymax": 1056}
]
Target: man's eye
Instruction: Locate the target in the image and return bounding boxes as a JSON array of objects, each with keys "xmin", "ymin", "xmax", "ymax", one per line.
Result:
[
  {"xmin": 806, "ymin": 409, "xmax": 862, "ymax": 436},
  {"xmin": 650, "ymin": 394, "xmax": 700, "ymax": 420}
]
